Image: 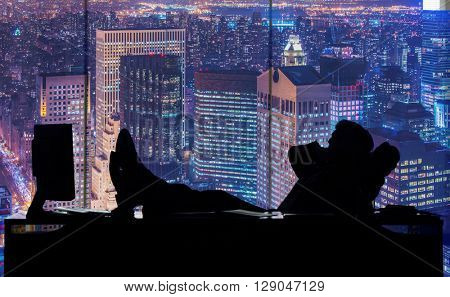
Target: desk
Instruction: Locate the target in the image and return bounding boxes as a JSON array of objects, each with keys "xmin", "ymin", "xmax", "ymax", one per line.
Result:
[{"xmin": 4, "ymin": 212, "xmax": 443, "ymax": 276}]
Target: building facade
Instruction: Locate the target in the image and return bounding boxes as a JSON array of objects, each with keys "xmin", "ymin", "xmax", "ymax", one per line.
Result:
[
  {"xmin": 421, "ymin": 5, "xmax": 450, "ymax": 113},
  {"xmin": 382, "ymin": 101, "xmax": 436, "ymax": 143},
  {"xmin": 95, "ymin": 28, "xmax": 186, "ymax": 157},
  {"xmin": 193, "ymin": 70, "xmax": 259, "ymax": 204},
  {"xmin": 369, "ymin": 66, "xmax": 412, "ymax": 128},
  {"xmin": 370, "ymin": 128, "xmax": 449, "ymax": 211},
  {"xmin": 257, "ymin": 66, "xmax": 331, "ymax": 209},
  {"xmin": 320, "ymin": 45, "xmax": 368, "ymax": 129},
  {"xmin": 93, "ymin": 29, "xmax": 186, "ymax": 207},
  {"xmin": 91, "ymin": 114, "xmax": 120, "ymax": 211},
  {"xmin": 434, "ymin": 99, "xmax": 450, "ymax": 148},
  {"xmin": 120, "ymin": 55, "xmax": 183, "ymax": 182},
  {"xmin": 36, "ymin": 72, "xmax": 92, "ymax": 209}
]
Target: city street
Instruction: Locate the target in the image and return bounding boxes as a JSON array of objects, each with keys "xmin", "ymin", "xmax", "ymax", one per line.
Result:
[{"xmin": 0, "ymin": 143, "xmax": 32, "ymax": 212}]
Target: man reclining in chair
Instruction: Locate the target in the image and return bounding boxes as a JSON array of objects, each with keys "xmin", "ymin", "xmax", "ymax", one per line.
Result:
[
  {"xmin": 110, "ymin": 120, "xmax": 399, "ymax": 220},
  {"xmin": 278, "ymin": 120, "xmax": 399, "ymax": 217}
]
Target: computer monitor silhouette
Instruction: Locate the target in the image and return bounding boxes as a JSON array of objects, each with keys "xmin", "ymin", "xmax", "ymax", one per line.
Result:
[{"xmin": 27, "ymin": 124, "xmax": 75, "ymax": 219}]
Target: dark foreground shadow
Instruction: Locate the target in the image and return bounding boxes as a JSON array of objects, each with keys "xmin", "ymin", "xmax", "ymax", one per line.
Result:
[
  {"xmin": 5, "ymin": 210, "xmax": 443, "ymax": 276},
  {"xmin": 4, "ymin": 121, "xmax": 443, "ymax": 276}
]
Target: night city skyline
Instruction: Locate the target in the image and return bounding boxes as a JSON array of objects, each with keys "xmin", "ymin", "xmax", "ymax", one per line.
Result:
[{"xmin": 0, "ymin": 0, "xmax": 448, "ymax": 277}]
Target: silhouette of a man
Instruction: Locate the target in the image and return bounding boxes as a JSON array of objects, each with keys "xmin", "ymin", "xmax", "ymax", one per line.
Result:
[
  {"xmin": 110, "ymin": 120, "xmax": 399, "ymax": 220},
  {"xmin": 279, "ymin": 120, "xmax": 399, "ymax": 217}
]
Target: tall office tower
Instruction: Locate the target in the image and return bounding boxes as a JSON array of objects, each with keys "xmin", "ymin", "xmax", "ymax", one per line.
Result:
[
  {"xmin": 320, "ymin": 45, "xmax": 368, "ymax": 129},
  {"xmin": 370, "ymin": 128, "xmax": 449, "ymax": 211},
  {"xmin": 91, "ymin": 114, "xmax": 120, "ymax": 211},
  {"xmin": 121, "ymin": 55, "xmax": 183, "ymax": 182},
  {"xmin": 257, "ymin": 66, "xmax": 331, "ymax": 209},
  {"xmin": 434, "ymin": 99, "xmax": 450, "ymax": 148},
  {"xmin": 0, "ymin": 186, "xmax": 11, "ymax": 277},
  {"xmin": 93, "ymin": 29, "xmax": 185, "ymax": 207},
  {"xmin": 406, "ymin": 52, "xmax": 421, "ymax": 103},
  {"xmin": 282, "ymin": 35, "xmax": 307, "ymax": 67},
  {"xmin": 396, "ymin": 38, "xmax": 409, "ymax": 73},
  {"xmin": 184, "ymin": 86, "xmax": 195, "ymax": 152},
  {"xmin": 36, "ymin": 72, "xmax": 92, "ymax": 210},
  {"xmin": 11, "ymin": 92, "xmax": 31, "ymax": 122},
  {"xmin": 193, "ymin": 70, "xmax": 258, "ymax": 204},
  {"xmin": 95, "ymin": 29, "xmax": 185, "ymax": 156},
  {"xmin": 18, "ymin": 120, "xmax": 34, "ymax": 180},
  {"xmin": 421, "ymin": 1, "xmax": 449, "ymax": 113},
  {"xmin": 369, "ymin": 66, "xmax": 411, "ymax": 128},
  {"xmin": 10, "ymin": 92, "xmax": 34, "ymax": 178},
  {"xmin": 383, "ymin": 101, "xmax": 436, "ymax": 143}
]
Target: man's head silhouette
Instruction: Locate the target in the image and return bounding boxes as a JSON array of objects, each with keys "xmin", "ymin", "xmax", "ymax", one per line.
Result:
[{"xmin": 328, "ymin": 120, "xmax": 374, "ymax": 160}]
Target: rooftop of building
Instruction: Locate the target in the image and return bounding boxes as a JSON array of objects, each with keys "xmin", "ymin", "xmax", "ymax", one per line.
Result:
[
  {"xmin": 378, "ymin": 66, "xmax": 409, "ymax": 81},
  {"xmin": 278, "ymin": 66, "xmax": 326, "ymax": 86},
  {"xmin": 320, "ymin": 53, "xmax": 366, "ymax": 62},
  {"xmin": 38, "ymin": 71, "xmax": 87, "ymax": 78},
  {"xmin": 196, "ymin": 68, "xmax": 260, "ymax": 76},
  {"xmin": 384, "ymin": 102, "xmax": 433, "ymax": 119},
  {"xmin": 284, "ymin": 35, "xmax": 303, "ymax": 52},
  {"xmin": 97, "ymin": 27, "xmax": 184, "ymax": 32},
  {"xmin": 369, "ymin": 127, "xmax": 422, "ymax": 142},
  {"xmin": 369, "ymin": 127, "xmax": 447, "ymax": 152}
]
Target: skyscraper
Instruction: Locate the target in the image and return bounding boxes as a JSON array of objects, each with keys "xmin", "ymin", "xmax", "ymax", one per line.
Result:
[
  {"xmin": 95, "ymin": 29, "xmax": 185, "ymax": 156},
  {"xmin": 396, "ymin": 38, "xmax": 409, "ymax": 73},
  {"xmin": 121, "ymin": 55, "xmax": 183, "ymax": 182},
  {"xmin": 422, "ymin": 1, "xmax": 450, "ymax": 149},
  {"xmin": 193, "ymin": 70, "xmax": 258, "ymax": 204},
  {"xmin": 382, "ymin": 101, "xmax": 436, "ymax": 143},
  {"xmin": 320, "ymin": 45, "xmax": 368, "ymax": 129},
  {"xmin": 36, "ymin": 72, "xmax": 91, "ymax": 209},
  {"xmin": 434, "ymin": 99, "xmax": 450, "ymax": 148},
  {"xmin": 421, "ymin": 1, "xmax": 450, "ymax": 113},
  {"xmin": 257, "ymin": 66, "xmax": 331, "ymax": 209},
  {"xmin": 93, "ymin": 29, "xmax": 185, "ymax": 208},
  {"xmin": 370, "ymin": 127, "xmax": 449, "ymax": 211},
  {"xmin": 369, "ymin": 66, "xmax": 411, "ymax": 128},
  {"xmin": 406, "ymin": 49, "xmax": 422, "ymax": 103},
  {"xmin": 10, "ymin": 92, "xmax": 34, "ymax": 180},
  {"xmin": 91, "ymin": 114, "xmax": 120, "ymax": 211},
  {"xmin": 282, "ymin": 35, "xmax": 306, "ymax": 67}
]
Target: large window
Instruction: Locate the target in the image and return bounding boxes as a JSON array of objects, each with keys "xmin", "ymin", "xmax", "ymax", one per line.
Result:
[{"xmin": 0, "ymin": 0, "xmax": 448, "ymax": 276}]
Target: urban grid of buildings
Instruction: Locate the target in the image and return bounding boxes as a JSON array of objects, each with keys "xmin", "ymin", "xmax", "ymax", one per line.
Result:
[{"xmin": 0, "ymin": 0, "xmax": 448, "ymax": 275}]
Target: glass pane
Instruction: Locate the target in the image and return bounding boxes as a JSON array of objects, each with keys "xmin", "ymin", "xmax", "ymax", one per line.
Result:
[
  {"xmin": 0, "ymin": 1, "xmax": 89, "ymax": 210},
  {"xmin": 0, "ymin": 0, "xmax": 448, "ymax": 277}
]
